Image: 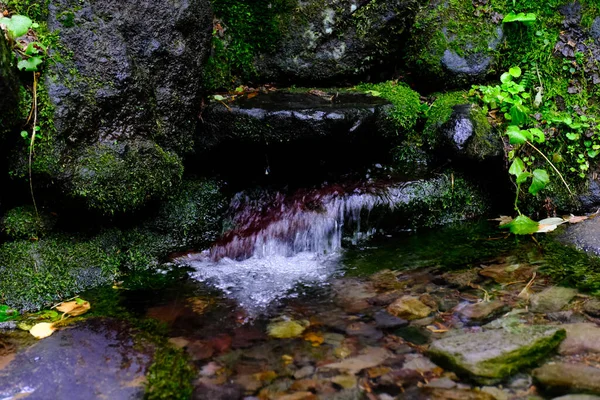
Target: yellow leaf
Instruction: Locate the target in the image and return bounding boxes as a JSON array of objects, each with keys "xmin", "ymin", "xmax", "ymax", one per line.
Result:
[
  {"xmin": 267, "ymin": 319, "xmax": 308, "ymax": 339},
  {"xmin": 56, "ymin": 299, "xmax": 91, "ymax": 317},
  {"xmin": 30, "ymin": 322, "xmax": 56, "ymax": 339},
  {"xmin": 303, "ymin": 332, "xmax": 324, "ymax": 347}
]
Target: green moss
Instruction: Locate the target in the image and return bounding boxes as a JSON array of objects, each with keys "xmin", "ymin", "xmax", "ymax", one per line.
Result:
[
  {"xmin": 424, "ymin": 91, "xmax": 469, "ymax": 146},
  {"xmin": 203, "ymin": 0, "xmax": 295, "ymax": 91},
  {"xmin": 542, "ymin": 240, "xmax": 600, "ymax": 294},
  {"xmin": 0, "ymin": 234, "xmax": 121, "ymax": 311},
  {"xmin": 357, "ymin": 81, "xmax": 422, "ymax": 133},
  {"xmin": 145, "ymin": 345, "xmax": 195, "ymax": 400},
  {"xmin": 0, "ymin": 205, "xmax": 56, "ymax": 240},
  {"xmin": 70, "ymin": 140, "xmax": 183, "ymax": 214}
]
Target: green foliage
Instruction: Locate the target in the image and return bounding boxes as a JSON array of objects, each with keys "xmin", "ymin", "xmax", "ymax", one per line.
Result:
[
  {"xmin": 0, "ymin": 235, "xmax": 121, "ymax": 311},
  {"xmin": 71, "ymin": 141, "xmax": 183, "ymax": 214},
  {"xmin": 203, "ymin": 0, "xmax": 295, "ymax": 91},
  {"xmin": 502, "ymin": 12, "xmax": 537, "ymax": 25},
  {"xmin": 500, "ymin": 215, "xmax": 539, "ymax": 235},
  {"xmin": 0, "ymin": 205, "xmax": 56, "ymax": 240},
  {"xmin": 145, "ymin": 346, "xmax": 195, "ymax": 400},
  {"xmin": 543, "ymin": 241, "xmax": 600, "ymax": 294},
  {"xmin": 357, "ymin": 81, "xmax": 422, "ymax": 133},
  {"xmin": 423, "ymin": 91, "xmax": 468, "ymax": 145},
  {"xmin": 0, "ymin": 304, "xmax": 18, "ymax": 322},
  {"xmin": 0, "ymin": 14, "xmax": 47, "ymax": 72}
]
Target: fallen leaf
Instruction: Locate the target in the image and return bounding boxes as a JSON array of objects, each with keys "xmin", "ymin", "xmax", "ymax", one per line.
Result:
[
  {"xmin": 536, "ymin": 217, "xmax": 567, "ymax": 233},
  {"xmin": 187, "ymin": 297, "xmax": 210, "ymax": 314},
  {"xmin": 30, "ymin": 322, "xmax": 56, "ymax": 339},
  {"xmin": 304, "ymin": 332, "xmax": 324, "ymax": 347},
  {"xmin": 267, "ymin": 319, "xmax": 308, "ymax": 339},
  {"xmin": 565, "ymin": 214, "xmax": 588, "ymax": 224},
  {"xmin": 490, "ymin": 215, "xmax": 513, "ymax": 225},
  {"xmin": 56, "ymin": 299, "xmax": 90, "ymax": 317}
]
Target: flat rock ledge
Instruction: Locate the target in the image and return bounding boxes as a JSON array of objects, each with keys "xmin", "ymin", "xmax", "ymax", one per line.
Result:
[{"xmin": 428, "ymin": 326, "xmax": 566, "ymax": 384}]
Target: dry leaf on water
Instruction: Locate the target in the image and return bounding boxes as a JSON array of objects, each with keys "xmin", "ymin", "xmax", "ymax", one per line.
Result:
[
  {"xmin": 536, "ymin": 217, "xmax": 567, "ymax": 233},
  {"xmin": 56, "ymin": 299, "xmax": 90, "ymax": 317},
  {"xmin": 490, "ymin": 215, "xmax": 513, "ymax": 226},
  {"xmin": 30, "ymin": 322, "xmax": 56, "ymax": 339},
  {"xmin": 565, "ymin": 214, "xmax": 588, "ymax": 224}
]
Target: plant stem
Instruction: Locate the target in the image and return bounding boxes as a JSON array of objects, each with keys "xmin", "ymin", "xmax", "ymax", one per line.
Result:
[
  {"xmin": 526, "ymin": 141, "xmax": 574, "ymax": 198},
  {"xmin": 29, "ymin": 72, "xmax": 40, "ymax": 221}
]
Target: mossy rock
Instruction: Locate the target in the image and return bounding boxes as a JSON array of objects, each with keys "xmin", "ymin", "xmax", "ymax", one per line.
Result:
[
  {"xmin": 428, "ymin": 326, "xmax": 566, "ymax": 384},
  {"xmin": 0, "ymin": 32, "xmax": 21, "ymax": 139},
  {"xmin": 0, "ymin": 234, "xmax": 121, "ymax": 311},
  {"xmin": 69, "ymin": 139, "xmax": 183, "ymax": 215},
  {"xmin": 145, "ymin": 178, "xmax": 227, "ymax": 251},
  {"xmin": 405, "ymin": 0, "xmax": 504, "ymax": 89},
  {"xmin": 0, "ymin": 205, "xmax": 57, "ymax": 240}
]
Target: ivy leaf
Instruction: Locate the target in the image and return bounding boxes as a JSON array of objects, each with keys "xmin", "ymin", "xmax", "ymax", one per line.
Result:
[
  {"xmin": 0, "ymin": 15, "xmax": 33, "ymax": 38},
  {"xmin": 500, "ymin": 215, "xmax": 539, "ymax": 235},
  {"xmin": 508, "ymin": 157, "xmax": 525, "ymax": 176},
  {"xmin": 509, "ymin": 66, "xmax": 522, "ymax": 78},
  {"xmin": 516, "ymin": 171, "xmax": 531, "ymax": 184},
  {"xmin": 528, "ymin": 127, "xmax": 545, "ymax": 143},
  {"xmin": 529, "ymin": 169, "xmax": 549, "ymax": 195},
  {"xmin": 17, "ymin": 56, "xmax": 43, "ymax": 71},
  {"xmin": 509, "ymin": 104, "xmax": 528, "ymax": 126},
  {"xmin": 500, "ymin": 72, "xmax": 512, "ymax": 84},
  {"xmin": 506, "ymin": 126, "xmax": 528, "ymax": 145},
  {"xmin": 503, "ymin": 12, "xmax": 537, "ymax": 25},
  {"xmin": 566, "ymin": 132, "xmax": 579, "ymax": 140}
]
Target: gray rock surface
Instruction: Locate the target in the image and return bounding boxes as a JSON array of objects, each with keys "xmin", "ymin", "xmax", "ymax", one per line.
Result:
[
  {"xmin": 559, "ymin": 323, "xmax": 600, "ymax": 355},
  {"xmin": 428, "ymin": 326, "xmax": 566, "ymax": 382},
  {"xmin": 0, "ymin": 32, "xmax": 20, "ymax": 138},
  {"xmin": 559, "ymin": 217, "xmax": 600, "ymax": 256},
  {"xmin": 530, "ymin": 287, "xmax": 578, "ymax": 313},
  {"xmin": 0, "ymin": 319, "xmax": 154, "ymax": 400},
  {"xmin": 534, "ymin": 362, "xmax": 600, "ymax": 394}
]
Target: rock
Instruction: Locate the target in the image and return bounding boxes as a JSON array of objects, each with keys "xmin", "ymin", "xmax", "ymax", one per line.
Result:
[
  {"xmin": 592, "ymin": 17, "xmax": 600, "ymax": 41},
  {"xmin": 374, "ymin": 310, "xmax": 409, "ymax": 329},
  {"xmin": 440, "ymin": 104, "xmax": 502, "ymax": 162},
  {"xmin": 481, "ymin": 386, "xmax": 508, "ymax": 400},
  {"xmin": 18, "ymin": 0, "xmax": 212, "ymax": 214},
  {"xmin": 277, "ymin": 392, "xmax": 316, "ymax": 400},
  {"xmin": 387, "ymin": 296, "xmax": 433, "ymax": 320},
  {"xmin": 345, "ymin": 322, "xmax": 383, "ymax": 340},
  {"xmin": 0, "ymin": 32, "xmax": 21, "ymax": 139},
  {"xmin": 552, "ymin": 395, "xmax": 600, "ymax": 400},
  {"xmin": 331, "ymin": 374, "xmax": 357, "ymax": 389},
  {"xmin": 405, "ymin": 0, "xmax": 504, "ymax": 89},
  {"xmin": 533, "ymin": 362, "xmax": 600, "ymax": 394},
  {"xmin": 559, "ymin": 217, "xmax": 600, "ymax": 256},
  {"xmin": 559, "ymin": 323, "xmax": 600, "ymax": 354},
  {"xmin": 422, "ymin": 388, "xmax": 497, "ymax": 400},
  {"xmin": 455, "ymin": 301, "xmax": 509, "ymax": 324},
  {"xmin": 402, "ymin": 354, "xmax": 439, "ymax": 374},
  {"xmin": 441, "ymin": 269, "xmax": 481, "ymax": 289},
  {"xmin": 479, "ymin": 263, "xmax": 535, "ymax": 284},
  {"xmin": 428, "ymin": 326, "xmax": 566, "ymax": 383},
  {"xmin": 193, "ymin": 383, "xmax": 245, "ymax": 400},
  {"xmin": 293, "ymin": 366, "xmax": 315, "ymax": 380},
  {"xmin": 426, "ymin": 377, "xmax": 457, "ymax": 389},
  {"xmin": 247, "ymin": 0, "xmax": 420, "ymax": 83},
  {"xmin": 530, "ymin": 287, "xmax": 578, "ymax": 313},
  {"xmin": 322, "ymin": 347, "xmax": 391, "ymax": 375},
  {"xmin": 584, "ymin": 298, "xmax": 600, "ymax": 317},
  {"xmin": 0, "ymin": 319, "xmax": 154, "ymax": 399}
]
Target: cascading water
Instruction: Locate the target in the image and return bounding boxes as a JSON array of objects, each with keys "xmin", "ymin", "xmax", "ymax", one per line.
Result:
[{"xmin": 180, "ymin": 178, "xmax": 446, "ymax": 315}]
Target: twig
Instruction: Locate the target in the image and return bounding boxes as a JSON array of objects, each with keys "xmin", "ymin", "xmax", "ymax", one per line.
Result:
[
  {"xmin": 526, "ymin": 141, "xmax": 574, "ymax": 197},
  {"xmin": 29, "ymin": 72, "xmax": 40, "ymax": 221}
]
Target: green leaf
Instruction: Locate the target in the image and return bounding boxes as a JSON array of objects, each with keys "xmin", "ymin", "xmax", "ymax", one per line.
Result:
[
  {"xmin": 509, "ymin": 157, "xmax": 525, "ymax": 176},
  {"xmin": 500, "ymin": 215, "xmax": 539, "ymax": 235},
  {"xmin": 528, "ymin": 128, "xmax": 545, "ymax": 143},
  {"xmin": 365, "ymin": 90, "xmax": 381, "ymax": 97},
  {"xmin": 212, "ymin": 94, "xmax": 226, "ymax": 101},
  {"xmin": 516, "ymin": 171, "xmax": 531, "ymax": 184},
  {"xmin": 502, "ymin": 12, "xmax": 537, "ymax": 25},
  {"xmin": 20, "ymin": 130, "xmax": 28, "ymax": 139},
  {"xmin": 509, "ymin": 104, "xmax": 528, "ymax": 126},
  {"xmin": 0, "ymin": 15, "xmax": 33, "ymax": 38},
  {"xmin": 500, "ymin": 72, "xmax": 512, "ymax": 84},
  {"xmin": 506, "ymin": 126, "xmax": 528, "ymax": 145},
  {"xmin": 17, "ymin": 56, "xmax": 43, "ymax": 71},
  {"xmin": 509, "ymin": 66, "xmax": 522, "ymax": 78},
  {"xmin": 566, "ymin": 132, "xmax": 579, "ymax": 140},
  {"xmin": 529, "ymin": 169, "xmax": 549, "ymax": 195},
  {"xmin": 24, "ymin": 42, "xmax": 40, "ymax": 55}
]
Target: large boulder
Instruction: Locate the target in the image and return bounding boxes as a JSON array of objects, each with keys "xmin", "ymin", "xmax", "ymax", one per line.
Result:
[
  {"xmin": 405, "ymin": 0, "xmax": 504, "ymax": 89},
  {"xmin": 10, "ymin": 0, "xmax": 212, "ymax": 214},
  {"xmin": 0, "ymin": 31, "xmax": 20, "ymax": 138},
  {"xmin": 208, "ymin": 0, "xmax": 420, "ymax": 86}
]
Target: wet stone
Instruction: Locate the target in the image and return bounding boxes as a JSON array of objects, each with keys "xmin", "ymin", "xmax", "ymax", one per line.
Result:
[
  {"xmin": 530, "ymin": 287, "xmax": 578, "ymax": 313},
  {"xmin": 293, "ymin": 365, "xmax": 315, "ymax": 380},
  {"xmin": 422, "ymin": 387, "xmax": 497, "ymax": 400},
  {"xmin": 455, "ymin": 300, "xmax": 508, "ymax": 324},
  {"xmin": 442, "ymin": 270, "xmax": 481, "ymax": 289},
  {"xmin": 193, "ymin": 383, "xmax": 244, "ymax": 400},
  {"xmin": 321, "ymin": 347, "xmax": 391, "ymax": 375},
  {"xmin": 479, "ymin": 263, "xmax": 535, "ymax": 284},
  {"xmin": 0, "ymin": 319, "xmax": 154, "ymax": 400},
  {"xmin": 428, "ymin": 326, "xmax": 566, "ymax": 383},
  {"xmin": 345, "ymin": 322, "xmax": 383, "ymax": 340},
  {"xmin": 533, "ymin": 362, "xmax": 600, "ymax": 394},
  {"xmin": 387, "ymin": 296, "xmax": 433, "ymax": 320},
  {"xmin": 583, "ymin": 298, "xmax": 600, "ymax": 317},
  {"xmin": 426, "ymin": 377, "xmax": 458, "ymax": 389},
  {"xmin": 559, "ymin": 323, "xmax": 600, "ymax": 355},
  {"xmin": 552, "ymin": 395, "xmax": 600, "ymax": 400},
  {"xmin": 374, "ymin": 310, "xmax": 409, "ymax": 329}
]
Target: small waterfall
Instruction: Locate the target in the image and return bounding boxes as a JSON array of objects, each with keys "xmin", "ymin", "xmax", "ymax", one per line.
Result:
[{"xmin": 181, "ymin": 180, "xmax": 436, "ymax": 315}]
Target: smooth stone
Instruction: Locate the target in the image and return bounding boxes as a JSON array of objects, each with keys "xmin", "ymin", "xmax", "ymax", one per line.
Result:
[
  {"xmin": 426, "ymin": 377, "xmax": 457, "ymax": 389},
  {"xmin": 428, "ymin": 326, "xmax": 566, "ymax": 383},
  {"xmin": 442, "ymin": 270, "xmax": 481, "ymax": 289},
  {"xmin": 530, "ymin": 287, "xmax": 578, "ymax": 313},
  {"xmin": 321, "ymin": 347, "xmax": 391, "ymax": 375},
  {"xmin": 293, "ymin": 366, "xmax": 315, "ymax": 380},
  {"xmin": 533, "ymin": 362, "xmax": 600, "ymax": 394},
  {"xmin": 423, "ymin": 388, "xmax": 496, "ymax": 400},
  {"xmin": 481, "ymin": 386, "xmax": 509, "ymax": 400},
  {"xmin": 374, "ymin": 310, "xmax": 409, "ymax": 329},
  {"xmin": 402, "ymin": 354, "xmax": 439, "ymax": 373},
  {"xmin": 552, "ymin": 395, "xmax": 600, "ymax": 400},
  {"xmin": 455, "ymin": 300, "xmax": 508, "ymax": 324},
  {"xmin": 559, "ymin": 323, "xmax": 600, "ymax": 354},
  {"xmin": 387, "ymin": 296, "xmax": 433, "ymax": 320},
  {"xmin": 277, "ymin": 392, "xmax": 316, "ymax": 400},
  {"xmin": 584, "ymin": 298, "xmax": 600, "ymax": 317},
  {"xmin": 331, "ymin": 374, "xmax": 357, "ymax": 389},
  {"xmin": 479, "ymin": 263, "xmax": 534, "ymax": 284},
  {"xmin": 345, "ymin": 322, "xmax": 383, "ymax": 340}
]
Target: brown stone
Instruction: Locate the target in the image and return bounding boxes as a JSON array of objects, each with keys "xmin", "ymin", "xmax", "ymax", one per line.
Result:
[{"xmin": 387, "ymin": 296, "xmax": 433, "ymax": 320}]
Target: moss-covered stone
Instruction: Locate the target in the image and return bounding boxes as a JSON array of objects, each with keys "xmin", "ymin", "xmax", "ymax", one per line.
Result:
[
  {"xmin": 405, "ymin": 0, "xmax": 504, "ymax": 89},
  {"xmin": 428, "ymin": 326, "xmax": 566, "ymax": 383},
  {"xmin": 0, "ymin": 31, "xmax": 21, "ymax": 139},
  {"xmin": 0, "ymin": 234, "xmax": 121, "ymax": 311},
  {"xmin": 0, "ymin": 205, "xmax": 57, "ymax": 240},
  {"xmin": 69, "ymin": 140, "xmax": 183, "ymax": 215},
  {"xmin": 146, "ymin": 178, "xmax": 227, "ymax": 251}
]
